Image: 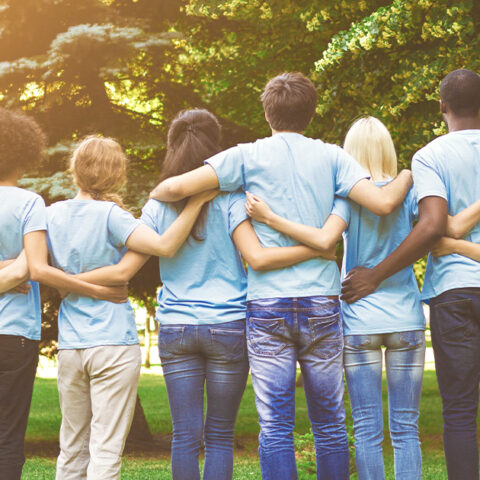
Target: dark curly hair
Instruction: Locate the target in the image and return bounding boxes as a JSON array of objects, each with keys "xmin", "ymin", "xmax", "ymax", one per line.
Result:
[{"xmin": 0, "ymin": 108, "xmax": 46, "ymax": 180}]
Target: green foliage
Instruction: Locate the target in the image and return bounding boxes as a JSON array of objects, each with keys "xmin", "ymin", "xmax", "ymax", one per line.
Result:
[{"xmin": 313, "ymin": 0, "xmax": 480, "ymax": 166}]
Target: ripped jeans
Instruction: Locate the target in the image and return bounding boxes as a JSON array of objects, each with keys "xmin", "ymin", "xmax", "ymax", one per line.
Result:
[
  {"xmin": 246, "ymin": 296, "xmax": 349, "ymax": 480},
  {"xmin": 344, "ymin": 331, "xmax": 425, "ymax": 480}
]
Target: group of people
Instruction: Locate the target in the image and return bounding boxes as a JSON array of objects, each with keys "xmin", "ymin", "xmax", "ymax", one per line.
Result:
[{"xmin": 0, "ymin": 67, "xmax": 479, "ymax": 480}]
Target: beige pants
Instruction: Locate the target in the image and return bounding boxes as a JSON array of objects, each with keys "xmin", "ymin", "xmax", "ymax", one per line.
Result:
[{"xmin": 56, "ymin": 344, "xmax": 141, "ymax": 480}]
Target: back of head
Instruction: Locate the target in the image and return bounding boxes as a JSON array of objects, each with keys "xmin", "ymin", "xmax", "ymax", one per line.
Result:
[
  {"xmin": 344, "ymin": 116, "xmax": 397, "ymax": 181},
  {"xmin": 261, "ymin": 72, "xmax": 317, "ymax": 132},
  {"xmin": 0, "ymin": 108, "xmax": 46, "ymax": 180},
  {"xmin": 162, "ymin": 109, "xmax": 221, "ymax": 240},
  {"xmin": 440, "ymin": 69, "xmax": 480, "ymax": 118},
  {"xmin": 70, "ymin": 136, "xmax": 127, "ymax": 208}
]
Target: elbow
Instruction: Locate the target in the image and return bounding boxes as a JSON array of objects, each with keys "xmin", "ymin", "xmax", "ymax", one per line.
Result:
[
  {"xmin": 422, "ymin": 222, "xmax": 446, "ymax": 245},
  {"xmin": 374, "ymin": 201, "xmax": 396, "ymax": 217},
  {"xmin": 29, "ymin": 264, "xmax": 46, "ymax": 283},
  {"xmin": 447, "ymin": 225, "xmax": 463, "ymax": 240},
  {"xmin": 247, "ymin": 254, "xmax": 267, "ymax": 272}
]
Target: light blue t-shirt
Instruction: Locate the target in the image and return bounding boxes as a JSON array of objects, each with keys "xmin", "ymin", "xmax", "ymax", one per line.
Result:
[
  {"xmin": 47, "ymin": 199, "xmax": 141, "ymax": 349},
  {"xmin": 141, "ymin": 192, "xmax": 248, "ymax": 325},
  {"xmin": 206, "ymin": 132, "xmax": 368, "ymax": 300},
  {"xmin": 333, "ymin": 186, "xmax": 425, "ymax": 335},
  {"xmin": 0, "ymin": 187, "xmax": 46, "ymax": 340},
  {"xmin": 412, "ymin": 130, "xmax": 480, "ymax": 300}
]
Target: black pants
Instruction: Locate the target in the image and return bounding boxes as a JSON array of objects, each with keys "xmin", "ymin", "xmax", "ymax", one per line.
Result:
[{"xmin": 0, "ymin": 334, "xmax": 38, "ymax": 480}]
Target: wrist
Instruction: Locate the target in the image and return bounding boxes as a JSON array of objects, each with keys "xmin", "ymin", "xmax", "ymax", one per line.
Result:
[
  {"xmin": 265, "ymin": 212, "xmax": 277, "ymax": 227},
  {"xmin": 370, "ymin": 265, "xmax": 384, "ymax": 287}
]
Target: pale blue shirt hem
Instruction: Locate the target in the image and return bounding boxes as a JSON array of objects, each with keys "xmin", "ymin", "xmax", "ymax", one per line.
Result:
[
  {"xmin": 0, "ymin": 329, "xmax": 40, "ymax": 341},
  {"xmin": 421, "ymin": 280, "xmax": 480, "ymax": 301},
  {"xmin": 58, "ymin": 339, "xmax": 139, "ymax": 350},
  {"xmin": 343, "ymin": 325, "xmax": 426, "ymax": 336},
  {"xmin": 247, "ymin": 287, "xmax": 340, "ymax": 302}
]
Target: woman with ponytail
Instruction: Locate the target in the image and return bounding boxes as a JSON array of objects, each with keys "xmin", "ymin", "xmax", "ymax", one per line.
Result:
[
  {"xmin": 81, "ymin": 108, "xmax": 333, "ymax": 480},
  {"xmin": 24, "ymin": 135, "xmax": 216, "ymax": 480}
]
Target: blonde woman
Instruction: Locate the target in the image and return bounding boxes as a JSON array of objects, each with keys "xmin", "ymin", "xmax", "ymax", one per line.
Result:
[
  {"xmin": 24, "ymin": 136, "xmax": 216, "ymax": 480},
  {"xmin": 246, "ymin": 117, "xmax": 425, "ymax": 479}
]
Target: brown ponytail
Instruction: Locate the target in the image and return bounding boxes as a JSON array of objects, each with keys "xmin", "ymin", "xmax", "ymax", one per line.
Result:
[{"xmin": 162, "ymin": 109, "xmax": 222, "ymax": 241}]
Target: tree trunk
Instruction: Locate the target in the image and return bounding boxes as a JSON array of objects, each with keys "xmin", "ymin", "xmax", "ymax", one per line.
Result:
[{"xmin": 125, "ymin": 395, "xmax": 154, "ymax": 447}]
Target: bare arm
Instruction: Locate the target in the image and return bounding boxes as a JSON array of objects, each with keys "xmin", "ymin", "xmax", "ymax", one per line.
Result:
[
  {"xmin": 446, "ymin": 199, "xmax": 480, "ymax": 239},
  {"xmin": 23, "ymin": 231, "xmax": 128, "ymax": 303},
  {"xmin": 232, "ymin": 220, "xmax": 334, "ymax": 272},
  {"xmin": 75, "ymin": 251, "xmax": 150, "ymax": 286},
  {"xmin": 150, "ymin": 165, "xmax": 219, "ymax": 202},
  {"xmin": 341, "ymin": 196, "xmax": 447, "ymax": 303},
  {"xmin": 128, "ymin": 190, "xmax": 217, "ymax": 257},
  {"xmin": 245, "ymin": 192, "xmax": 346, "ymax": 253},
  {"xmin": 431, "ymin": 237, "xmax": 480, "ymax": 262},
  {"xmin": 0, "ymin": 259, "xmax": 15, "ymax": 269},
  {"xmin": 348, "ymin": 170, "xmax": 413, "ymax": 216},
  {"xmin": 0, "ymin": 251, "xmax": 30, "ymax": 293}
]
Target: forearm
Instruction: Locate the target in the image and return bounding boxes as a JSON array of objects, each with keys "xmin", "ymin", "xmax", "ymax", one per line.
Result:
[
  {"xmin": 0, "ymin": 259, "xmax": 15, "ymax": 270},
  {"xmin": 248, "ymin": 245, "xmax": 321, "ymax": 271},
  {"xmin": 451, "ymin": 239, "xmax": 480, "ymax": 262},
  {"xmin": 75, "ymin": 251, "xmax": 149, "ymax": 285},
  {"xmin": 371, "ymin": 219, "xmax": 444, "ymax": 284},
  {"xmin": 156, "ymin": 199, "xmax": 205, "ymax": 256},
  {"xmin": 447, "ymin": 199, "xmax": 480, "ymax": 239},
  {"xmin": 266, "ymin": 214, "xmax": 338, "ymax": 252},
  {"xmin": 349, "ymin": 172, "xmax": 412, "ymax": 216},
  {"xmin": 30, "ymin": 264, "xmax": 101, "ymax": 298},
  {"xmin": 150, "ymin": 165, "xmax": 219, "ymax": 202},
  {"xmin": 0, "ymin": 263, "xmax": 29, "ymax": 293}
]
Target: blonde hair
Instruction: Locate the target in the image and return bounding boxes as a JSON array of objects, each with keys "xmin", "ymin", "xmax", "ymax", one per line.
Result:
[
  {"xmin": 344, "ymin": 116, "xmax": 397, "ymax": 181},
  {"xmin": 70, "ymin": 136, "xmax": 127, "ymax": 208}
]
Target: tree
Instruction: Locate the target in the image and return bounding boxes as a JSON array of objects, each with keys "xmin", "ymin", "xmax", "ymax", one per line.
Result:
[{"xmin": 312, "ymin": 0, "xmax": 480, "ymax": 166}]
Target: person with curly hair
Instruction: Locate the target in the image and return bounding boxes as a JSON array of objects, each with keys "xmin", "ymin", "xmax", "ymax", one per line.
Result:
[{"xmin": 0, "ymin": 108, "xmax": 48, "ymax": 480}]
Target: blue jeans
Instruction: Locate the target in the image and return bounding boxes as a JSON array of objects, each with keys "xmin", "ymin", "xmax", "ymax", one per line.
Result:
[
  {"xmin": 430, "ymin": 287, "xmax": 480, "ymax": 480},
  {"xmin": 246, "ymin": 296, "xmax": 348, "ymax": 480},
  {"xmin": 344, "ymin": 331, "xmax": 425, "ymax": 480},
  {"xmin": 159, "ymin": 320, "xmax": 249, "ymax": 480}
]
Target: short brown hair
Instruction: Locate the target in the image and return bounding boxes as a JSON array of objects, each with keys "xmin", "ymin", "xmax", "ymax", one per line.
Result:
[
  {"xmin": 260, "ymin": 72, "xmax": 317, "ymax": 132},
  {"xmin": 0, "ymin": 108, "xmax": 46, "ymax": 180}
]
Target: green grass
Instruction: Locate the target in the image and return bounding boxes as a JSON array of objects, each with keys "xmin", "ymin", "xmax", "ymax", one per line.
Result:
[{"xmin": 23, "ymin": 370, "xmax": 452, "ymax": 479}]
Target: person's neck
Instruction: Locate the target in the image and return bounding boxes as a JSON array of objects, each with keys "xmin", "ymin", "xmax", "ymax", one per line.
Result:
[
  {"xmin": 0, "ymin": 172, "xmax": 21, "ymax": 186},
  {"xmin": 75, "ymin": 190, "xmax": 94, "ymax": 200},
  {"xmin": 271, "ymin": 129, "xmax": 304, "ymax": 136},
  {"xmin": 446, "ymin": 115, "xmax": 480, "ymax": 133}
]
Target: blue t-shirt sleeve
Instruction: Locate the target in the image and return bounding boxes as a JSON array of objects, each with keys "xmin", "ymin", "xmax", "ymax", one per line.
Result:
[
  {"xmin": 141, "ymin": 199, "xmax": 160, "ymax": 233},
  {"xmin": 330, "ymin": 196, "xmax": 351, "ymax": 226},
  {"xmin": 107, "ymin": 204, "xmax": 141, "ymax": 247},
  {"xmin": 228, "ymin": 192, "xmax": 249, "ymax": 237},
  {"xmin": 205, "ymin": 146, "xmax": 245, "ymax": 192},
  {"xmin": 412, "ymin": 153, "xmax": 447, "ymax": 202},
  {"xmin": 406, "ymin": 187, "xmax": 418, "ymax": 220},
  {"xmin": 333, "ymin": 146, "xmax": 370, "ymax": 197},
  {"xmin": 23, "ymin": 195, "xmax": 47, "ymax": 235}
]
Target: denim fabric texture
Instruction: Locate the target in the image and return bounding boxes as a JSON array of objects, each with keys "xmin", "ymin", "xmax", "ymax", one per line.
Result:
[
  {"xmin": 159, "ymin": 319, "xmax": 249, "ymax": 480},
  {"xmin": 246, "ymin": 296, "xmax": 348, "ymax": 480},
  {"xmin": 0, "ymin": 335, "xmax": 38, "ymax": 480},
  {"xmin": 344, "ymin": 331, "xmax": 425, "ymax": 480},
  {"xmin": 430, "ymin": 287, "xmax": 480, "ymax": 480}
]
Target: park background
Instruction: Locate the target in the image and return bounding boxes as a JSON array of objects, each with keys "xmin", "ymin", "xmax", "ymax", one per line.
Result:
[{"xmin": 2, "ymin": 0, "xmax": 479, "ymax": 478}]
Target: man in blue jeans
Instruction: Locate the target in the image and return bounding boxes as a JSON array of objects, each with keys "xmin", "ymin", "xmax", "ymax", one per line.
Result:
[
  {"xmin": 150, "ymin": 72, "xmax": 413, "ymax": 479},
  {"xmin": 342, "ymin": 69, "xmax": 480, "ymax": 480}
]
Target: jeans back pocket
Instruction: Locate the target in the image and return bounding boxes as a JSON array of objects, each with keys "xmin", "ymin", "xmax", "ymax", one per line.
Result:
[
  {"xmin": 159, "ymin": 325, "xmax": 186, "ymax": 360},
  {"xmin": 247, "ymin": 317, "xmax": 287, "ymax": 357},
  {"xmin": 210, "ymin": 327, "xmax": 247, "ymax": 362},
  {"xmin": 308, "ymin": 313, "xmax": 343, "ymax": 359}
]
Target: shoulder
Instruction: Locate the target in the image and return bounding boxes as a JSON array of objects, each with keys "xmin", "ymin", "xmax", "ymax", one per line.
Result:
[
  {"xmin": 413, "ymin": 133, "xmax": 453, "ymax": 163},
  {"xmin": 13, "ymin": 187, "xmax": 45, "ymax": 206}
]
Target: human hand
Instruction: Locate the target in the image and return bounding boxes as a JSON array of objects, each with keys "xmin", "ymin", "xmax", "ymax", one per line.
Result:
[
  {"xmin": 341, "ymin": 266, "xmax": 380, "ymax": 303},
  {"xmin": 96, "ymin": 284, "xmax": 129, "ymax": 303},
  {"xmin": 431, "ymin": 237, "xmax": 457, "ymax": 257},
  {"xmin": 245, "ymin": 191, "xmax": 274, "ymax": 224}
]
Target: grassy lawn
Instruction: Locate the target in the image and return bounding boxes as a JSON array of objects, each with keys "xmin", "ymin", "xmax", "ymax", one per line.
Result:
[{"xmin": 24, "ymin": 370, "xmax": 450, "ymax": 479}]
